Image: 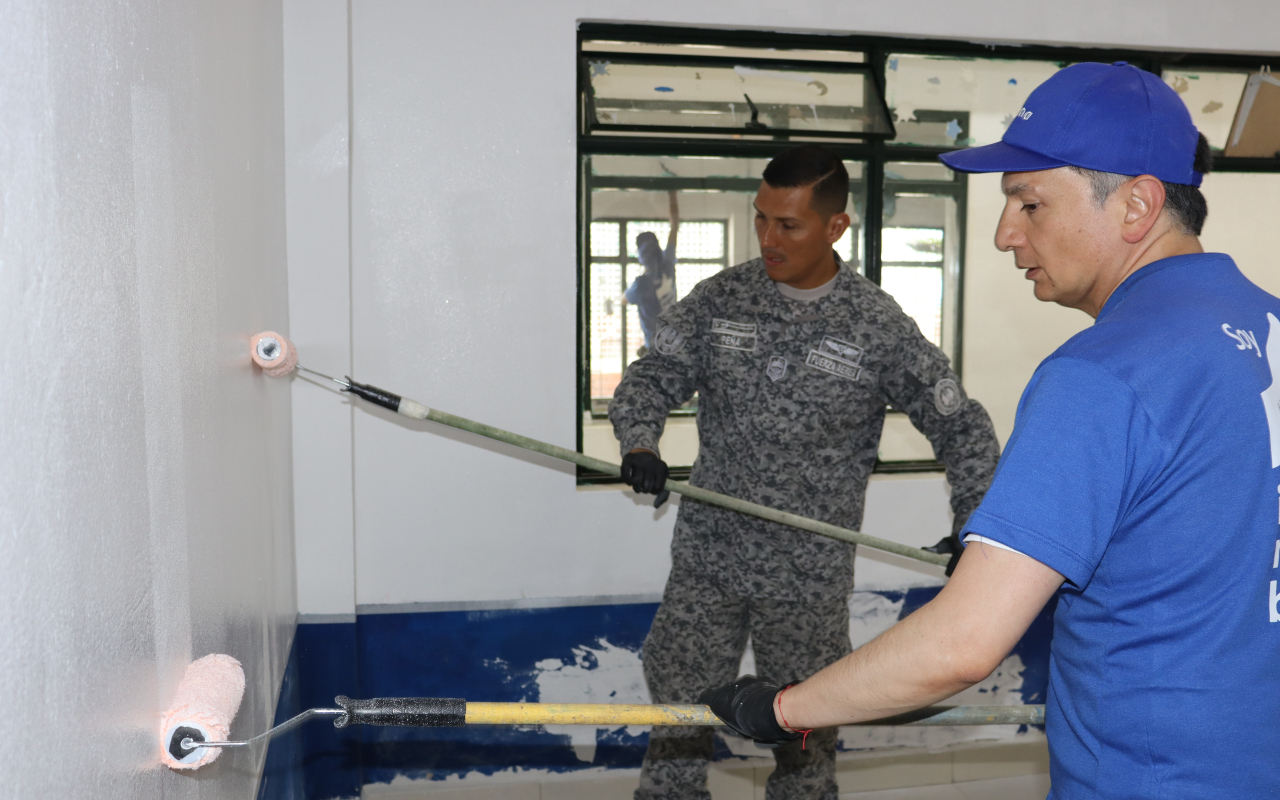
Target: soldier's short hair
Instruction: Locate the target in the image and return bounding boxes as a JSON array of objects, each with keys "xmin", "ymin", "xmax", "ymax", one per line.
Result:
[{"xmin": 762, "ymin": 145, "xmax": 849, "ymax": 219}]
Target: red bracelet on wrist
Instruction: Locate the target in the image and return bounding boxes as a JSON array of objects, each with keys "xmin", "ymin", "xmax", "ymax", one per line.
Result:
[{"xmin": 776, "ymin": 684, "xmax": 814, "ymax": 750}]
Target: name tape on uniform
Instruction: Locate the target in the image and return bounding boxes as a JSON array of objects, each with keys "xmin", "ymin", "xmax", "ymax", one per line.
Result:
[{"xmin": 710, "ymin": 318, "xmax": 757, "ymax": 352}]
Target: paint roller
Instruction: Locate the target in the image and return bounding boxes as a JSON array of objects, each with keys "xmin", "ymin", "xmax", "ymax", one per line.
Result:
[
  {"xmin": 160, "ymin": 652, "xmax": 1046, "ymax": 769},
  {"xmin": 248, "ymin": 332, "xmax": 950, "ymax": 568}
]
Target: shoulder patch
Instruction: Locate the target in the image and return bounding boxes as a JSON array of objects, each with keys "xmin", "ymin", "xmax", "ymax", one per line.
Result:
[
  {"xmin": 934, "ymin": 378, "xmax": 963, "ymax": 416},
  {"xmin": 654, "ymin": 326, "xmax": 687, "ymax": 355}
]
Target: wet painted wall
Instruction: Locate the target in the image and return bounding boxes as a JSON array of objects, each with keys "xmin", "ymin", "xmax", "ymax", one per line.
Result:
[{"xmin": 0, "ymin": 1, "xmax": 295, "ymax": 797}]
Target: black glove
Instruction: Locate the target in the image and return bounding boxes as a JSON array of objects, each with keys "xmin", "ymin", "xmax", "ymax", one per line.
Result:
[
  {"xmin": 923, "ymin": 533, "xmax": 963, "ymax": 577},
  {"xmin": 698, "ymin": 675, "xmax": 800, "ymax": 745},
  {"xmin": 620, "ymin": 450, "xmax": 669, "ymax": 496}
]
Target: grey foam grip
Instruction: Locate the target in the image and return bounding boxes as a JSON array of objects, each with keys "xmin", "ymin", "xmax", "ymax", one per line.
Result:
[{"xmin": 333, "ymin": 695, "xmax": 466, "ymax": 728}]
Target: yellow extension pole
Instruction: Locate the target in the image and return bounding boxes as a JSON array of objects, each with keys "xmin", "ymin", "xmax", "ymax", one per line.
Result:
[
  {"xmin": 462, "ymin": 702, "xmax": 1045, "ymax": 727},
  {"xmin": 466, "ymin": 702, "xmax": 723, "ymax": 726}
]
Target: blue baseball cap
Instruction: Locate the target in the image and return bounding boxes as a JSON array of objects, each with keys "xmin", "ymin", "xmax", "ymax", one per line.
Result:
[{"xmin": 940, "ymin": 62, "xmax": 1203, "ymax": 187}]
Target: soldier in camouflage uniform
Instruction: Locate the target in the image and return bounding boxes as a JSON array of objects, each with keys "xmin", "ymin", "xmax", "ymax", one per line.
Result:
[{"xmin": 609, "ymin": 145, "xmax": 1000, "ymax": 800}]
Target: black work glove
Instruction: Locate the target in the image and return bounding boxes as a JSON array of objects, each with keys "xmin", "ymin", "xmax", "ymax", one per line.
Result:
[
  {"xmin": 924, "ymin": 533, "xmax": 963, "ymax": 577},
  {"xmin": 620, "ymin": 450, "xmax": 669, "ymax": 497},
  {"xmin": 698, "ymin": 675, "xmax": 800, "ymax": 745}
]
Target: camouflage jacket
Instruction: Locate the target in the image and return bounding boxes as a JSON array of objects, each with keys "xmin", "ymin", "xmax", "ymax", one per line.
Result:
[{"xmin": 609, "ymin": 258, "xmax": 999, "ymax": 600}]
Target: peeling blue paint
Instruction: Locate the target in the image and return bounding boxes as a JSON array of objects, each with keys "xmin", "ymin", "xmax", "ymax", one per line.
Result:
[{"xmin": 259, "ymin": 592, "xmax": 1053, "ymax": 797}]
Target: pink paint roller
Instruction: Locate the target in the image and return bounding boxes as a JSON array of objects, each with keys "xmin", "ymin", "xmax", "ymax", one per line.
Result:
[
  {"xmin": 160, "ymin": 654, "xmax": 246, "ymax": 770},
  {"xmin": 250, "ymin": 331, "xmax": 298, "ymax": 377}
]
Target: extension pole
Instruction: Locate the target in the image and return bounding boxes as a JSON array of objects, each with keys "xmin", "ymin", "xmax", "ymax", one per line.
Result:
[
  {"xmin": 336, "ymin": 377, "xmax": 948, "ymax": 567},
  {"xmin": 462, "ymin": 702, "xmax": 1044, "ymax": 728},
  {"xmin": 184, "ymin": 698, "xmax": 1046, "ymax": 754}
]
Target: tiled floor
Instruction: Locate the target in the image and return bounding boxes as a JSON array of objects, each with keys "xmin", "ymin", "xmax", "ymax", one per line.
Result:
[
  {"xmin": 362, "ymin": 741, "xmax": 1051, "ymax": 799},
  {"xmin": 364, "ymin": 773, "xmax": 1050, "ymax": 800},
  {"xmin": 843, "ymin": 774, "xmax": 1051, "ymax": 799}
]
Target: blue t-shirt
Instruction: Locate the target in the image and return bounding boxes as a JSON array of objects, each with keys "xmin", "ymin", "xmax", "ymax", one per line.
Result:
[
  {"xmin": 626, "ymin": 240, "xmax": 678, "ymax": 348},
  {"xmin": 962, "ymin": 253, "xmax": 1280, "ymax": 799}
]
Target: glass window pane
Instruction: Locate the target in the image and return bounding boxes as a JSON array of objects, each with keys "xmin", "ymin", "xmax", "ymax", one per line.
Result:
[
  {"xmin": 587, "ymin": 57, "xmax": 892, "ymax": 139},
  {"xmin": 1163, "ymin": 69, "xmax": 1250, "ymax": 151},
  {"xmin": 676, "ymin": 221, "xmax": 725, "ymax": 260},
  {"xmin": 676, "ymin": 262, "xmax": 726, "ymax": 301},
  {"xmin": 882, "ymin": 266, "xmax": 944, "ymax": 346},
  {"xmin": 590, "ymin": 221, "xmax": 620, "ymax": 257},
  {"xmin": 883, "ymin": 227, "xmax": 943, "ymax": 264},
  {"xmin": 626, "ymin": 221, "xmax": 671, "ymax": 257},
  {"xmin": 885, "ymin": 54, "xmax": 1062, "ymax": 147},
  {"xmin": 624, "ymin": 262, "xmax": 646, "ymax": 364},
  {"xmin": 834, "ymin": 226, "xmax": 855, "ymax": 263},
  {"xmin": 589, "ymin": 263, "xmax": 623, "ymax": 399},
  {"xmin": 625, "ymin": 220, "xmax": 725, "ymax": 260},
  {"xmin": 880, "ymin": 191, "xmax": 959, "ymax": 362}
]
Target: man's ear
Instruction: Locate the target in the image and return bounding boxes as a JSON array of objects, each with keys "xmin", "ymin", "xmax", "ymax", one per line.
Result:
[
  {"xmin": 1120, "ymin": 176, "xmax": 1166, "ymax": 244},
  {"xmin": 826, "ymin": 212, "xmax": 852, "ymax": 245}
]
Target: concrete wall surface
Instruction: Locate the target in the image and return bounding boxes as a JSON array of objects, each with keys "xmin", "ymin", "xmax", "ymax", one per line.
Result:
[{"xmin": 0, "ymin": 1, "xmax": 295, "ymax": 797}]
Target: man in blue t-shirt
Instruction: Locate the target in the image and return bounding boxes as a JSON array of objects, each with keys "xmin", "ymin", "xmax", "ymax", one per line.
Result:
[
  {"xmin": 699, "ymin": 62, "xmax": 1280, "ymax": 798},
  {"xmin": 624, "ymin": 190, "xmax": 680, "ymax": 356}
]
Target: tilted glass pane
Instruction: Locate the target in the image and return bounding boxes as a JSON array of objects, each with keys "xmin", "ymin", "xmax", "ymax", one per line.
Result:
[
  {"xmin": 885, "ymin": 54, "xmax": 1062, "ymax": 147},
  {"xmin": 590, "ymin": 221, "xmax": 621, "ymax": 257},
  {"xmin": 886, "ymin": 162, "xmax": 954, "ymax": 182},
  {"xmin": 1163, "ymin": 69, "xmax": 1250, "ymax": 151},
  {"xmin": 587, "ymin": 58, "xmax": 892, "ymax": 138},
  {"xmin": 590, "ymin": 154, "xmax": 769, "ymax": 180},
  {"xmin": 883, "ymin": 227, "xmax": 944, "ymax": 263},
  {"xmin": 582, "ymin": 40, "xmax": 864, "ymax": 64}
]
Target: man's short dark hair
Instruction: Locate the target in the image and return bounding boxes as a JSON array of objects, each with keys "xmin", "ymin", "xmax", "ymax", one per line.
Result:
[
  {"xmin": 762, "ymin": 145, "xmax": 849, "ymax": 218},
  {"xmin": 1067, "ymin": 133, "xmax": 1212, "ymax": 236}
]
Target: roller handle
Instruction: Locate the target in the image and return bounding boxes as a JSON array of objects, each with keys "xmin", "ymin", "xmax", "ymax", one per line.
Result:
[
  {"xmin": 333, "ymin": 695, "xmax": 466, "ymax": 728},
  {"xmin": 342, "ymin": 379, "xmax": 402, "ymax": 413}
]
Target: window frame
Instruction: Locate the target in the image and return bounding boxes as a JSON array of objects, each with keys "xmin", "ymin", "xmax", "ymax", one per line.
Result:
[
  {"xmin": 587, "ymin": 216, "xmax": 730, "ymax": 414},
  {"xmin": 582, "ymin": 52, "xmax": 896, "ymax": 141},
  {"xmin": 576, "ymin": 23, "xmax": 1280, "ymax": 480}
]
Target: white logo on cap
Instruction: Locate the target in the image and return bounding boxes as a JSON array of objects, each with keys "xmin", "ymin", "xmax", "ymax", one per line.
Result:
[{"xmin": 1016, "ymin": 107, "xmax": 1034, "ymax": 121}]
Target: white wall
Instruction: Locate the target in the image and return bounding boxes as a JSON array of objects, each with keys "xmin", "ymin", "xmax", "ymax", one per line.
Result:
[
  {"xmin": 286, "ymin": 0, "xmax": 1280, "ymax": 613},
  {"xmin": 0, "ymin": 2, "xmax": 294, "ymax": 797}
]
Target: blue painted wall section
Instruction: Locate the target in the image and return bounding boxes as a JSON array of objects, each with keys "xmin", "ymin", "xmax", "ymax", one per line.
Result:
[{"xmin": 257, "ymin": 594, "xmax": 1053, "ymax": 799}]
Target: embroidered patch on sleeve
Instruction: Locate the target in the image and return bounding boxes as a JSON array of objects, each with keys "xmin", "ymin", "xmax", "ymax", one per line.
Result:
[
  {"xmin": 766, "ymin": 356, "xmax": 788, "ymax": 382},
  {"xmin": 934, "ymin": 377, "xmax": 963, "ymax": 416},
  {"xmin": 654, "ymin": 325, "xmax": 687, "ymax": 355}
]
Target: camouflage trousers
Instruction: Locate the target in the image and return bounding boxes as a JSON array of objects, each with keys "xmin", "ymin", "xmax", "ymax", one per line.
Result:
[{"xmin": 635, "ymin": 577, "xmax": 852, "ymax": 800}]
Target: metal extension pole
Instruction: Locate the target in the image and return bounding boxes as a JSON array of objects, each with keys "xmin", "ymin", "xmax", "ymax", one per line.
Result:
[{"xmin": 293, "ymin": 368, "xmax": 949, "ymax": 568}]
